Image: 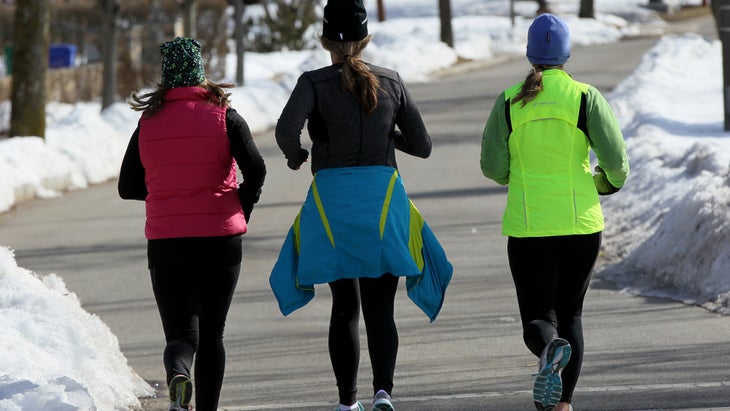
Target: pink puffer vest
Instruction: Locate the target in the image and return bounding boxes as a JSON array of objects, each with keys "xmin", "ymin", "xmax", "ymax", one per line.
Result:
[{"xmin": 139, "ymin": 86, "xmax": 246, "ymax": 239}]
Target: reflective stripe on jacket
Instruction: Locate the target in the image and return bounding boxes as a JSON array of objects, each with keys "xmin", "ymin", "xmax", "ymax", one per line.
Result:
[
  {"xmin": 502, "ymin": 70, "xmax": 603, "ymax": 237},
  {"xmin": 269, "ymin": 166, "xmax": 453, "ymax": 321}
]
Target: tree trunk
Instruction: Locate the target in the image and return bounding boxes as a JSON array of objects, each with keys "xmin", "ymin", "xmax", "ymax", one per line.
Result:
[
  {"xmin": 377, "ymin": 0, "xmax": 386, "ymax": 22},
  {"xmin": 233, "ymin": 0, "xmax": 245, "ymax": 86},
  {"xmin": 10, "ymin": 0, "xmax": 50, "ymax": 138},
  {"xmin": 438, "ymin": 0, "xmax": 453, "ymax": 48},
  {"xmin": 145, "ymin": 0, "xmax": 165, "ymax": 81},
  {"xmin": 712, "ymin": 0, "xmax": 730, "ymax": 129},
  {"xmin": 579, "ymin": 0, "xmax": 594, "ymax": 19},
  {"xmin": 712, "ymin": 0, "xmax": 722, "ymax": 31},
  {"xmin": 100, "ymin": 0, "xmax": 119, "ymax": 110},
  {"xmin": 535, "ymin": 0, "xmax": 549, "ymax": 13},
  {"xmin": 180, "ymin": 0, "xmax": 197, "ymax": 38}
]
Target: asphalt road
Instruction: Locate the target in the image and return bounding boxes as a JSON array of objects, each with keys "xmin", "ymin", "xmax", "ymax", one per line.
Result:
[{"xmin": 0, "ymin": 12, "xmax": 727, "ymax": 411}]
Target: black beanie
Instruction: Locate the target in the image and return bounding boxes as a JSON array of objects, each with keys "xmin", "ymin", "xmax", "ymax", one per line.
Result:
[{"xmin": 322, "ymin": 0, "xmax": 368, "ymax": 42}]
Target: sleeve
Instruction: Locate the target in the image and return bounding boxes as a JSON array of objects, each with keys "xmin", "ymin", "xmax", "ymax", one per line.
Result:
[
  {"xmin": 585, "ymin": 86, "xmax": 630, "ymax": 189},
  {"xmin": 226, "ymin": 108, "xmax": 266, "ymax": 204},
  {"xmin": 480, "ymin": 92, "xmax": 511, "ymax": 185},
  {"xmin": 393, "ymin": 74, "xmax": 432, "ymax": 158},
  {"xmin": 275, "ymin": 73, "xmax": 313, "ymax": 170},
  {"xmin": 118, "ymin": 123, "xmax": 148, "ymax": 200}
]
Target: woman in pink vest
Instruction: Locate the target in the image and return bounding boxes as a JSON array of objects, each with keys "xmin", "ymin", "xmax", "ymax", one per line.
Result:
[{"xmin": 118, "ymin": 37, "xmax": 266, "ymax": 411}]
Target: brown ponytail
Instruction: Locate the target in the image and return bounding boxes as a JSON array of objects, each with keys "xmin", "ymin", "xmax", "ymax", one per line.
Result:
[
  {"xmin": 129, "ymin": 80, "xmax": 234, "ymax": 118},
  {"xmin": 321, "ymin": 35, "xmax": 380, "ymax": 114},
  {"xmin": 511, "ymin": 65, "xmax": 562, "ymax": 107}
]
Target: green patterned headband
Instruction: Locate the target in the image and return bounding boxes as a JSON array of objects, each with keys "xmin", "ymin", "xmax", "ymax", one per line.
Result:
[{"xmin": 160, "ymin": 37, "xmax": 206, "ymax": 88}]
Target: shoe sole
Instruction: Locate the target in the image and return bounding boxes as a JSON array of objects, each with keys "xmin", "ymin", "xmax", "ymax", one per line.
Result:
[
  {"xmin": 372, "ymin": 400, "xmax": 394, "ymax": 411},
  {"xmin": 169, "ymin": 375, "xmax": 193, "ymax": 411},
  {"xmin": 533, "ymin": 339, "xmax": 571, "ymax": 411}
]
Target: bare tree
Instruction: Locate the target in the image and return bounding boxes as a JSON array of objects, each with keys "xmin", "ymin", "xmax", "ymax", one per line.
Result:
[
  {"xmin": 579, "ymin": 0, "xmax": 594, "ymax": 18},
  {"xmin": 179, "ymin": 0, "xmax": 197, "ymax": 38},
  {"xmin": 712, "ymin": 0, "xmax": 722, "ymax": 32},
  {"xmin": 10, "ymin": 0, "xmax": 50, "ymax": 138},
  {"xmin": 536, "ymin": 0, "xmax": 551, "ymax": 14},
  {"xmin": 712, "ymin": 0, "xmax": 730, "ymax": 130},
  {"xmin": 232, "ymin": 0, "xmax": 245, "ymax": 86},
  {"xmin": 377, "ymin": 0, "xmax": 386, "ymax": 22},
  {"xmin": 439, "ymin": 0, "xmax": 453, "ymax": 48},
  {"xmin": 143, "ymin": 0, "xmax": 166, "ymax": 82},
  {"xmin": 248, "ymin": 0, "xmax": 317, "ymax": 52},
  {"xmin": 100, "ymin": 0, "xmax": 119, "ymax": 110}
]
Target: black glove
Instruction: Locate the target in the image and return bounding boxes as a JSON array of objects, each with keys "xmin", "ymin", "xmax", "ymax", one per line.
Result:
[
  {"xmin": 287, "ymin": 148, "xmax": 309, "ymax": 170},
  {"xmin": 237, "ymin": 187, "xmax": 256, "ymax": 222},
  {"xmin": 593, "ymin": 166, "xmax": 620, "ymax": 196},
  {"xmin": 242, "ymin": 201, "xmax": 254, "ymax": 222}
]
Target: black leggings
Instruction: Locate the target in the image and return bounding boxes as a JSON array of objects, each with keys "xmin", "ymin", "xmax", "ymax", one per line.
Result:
[
  {"xmin": 507, "ymin": 232, "xmax": 601, "ymax": 404},
  {"xmin": 328, "ymin": 274, "xmax": 399, "ymax": 406},
  {"xmin": 150, "ymin": 263, "xmax": 240, "ymax": 411}
]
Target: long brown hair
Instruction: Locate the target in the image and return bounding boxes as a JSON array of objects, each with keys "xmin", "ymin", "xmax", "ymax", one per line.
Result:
[
  {"xmin": 321, "ymin": 34, "xmax": 380, "ymax": 114},
  {"xmin": 511, "ymin": 64, "xmax": 562, "ymax": 107},
  {"xmin": 129, "ymin": 80, "xmax": 235, "ymax": 118}
]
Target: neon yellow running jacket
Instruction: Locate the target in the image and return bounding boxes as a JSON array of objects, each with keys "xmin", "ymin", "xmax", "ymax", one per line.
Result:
[{"xmin": 480, "ymin": 69, "xmax": 629, "ymax": 237}]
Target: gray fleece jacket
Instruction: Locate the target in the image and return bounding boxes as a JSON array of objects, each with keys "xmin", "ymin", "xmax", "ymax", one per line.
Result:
[{"xmin": 275, "ymin": 63, "xmax": 431, "ymax": 174}]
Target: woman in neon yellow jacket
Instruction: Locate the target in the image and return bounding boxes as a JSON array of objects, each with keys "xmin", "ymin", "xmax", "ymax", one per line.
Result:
[{"xmin": 480, "ymin": 14, "xmax": 629, "ymax": 411}]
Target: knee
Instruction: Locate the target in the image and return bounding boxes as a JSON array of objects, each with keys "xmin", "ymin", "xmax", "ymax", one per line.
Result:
[
  {"xmin": 331, "ymin": 300, "xmax": 359, "ymax": 325},
  {"xmin": 523, "ymin": 319, "xmax": 557, "ymax": 356}
]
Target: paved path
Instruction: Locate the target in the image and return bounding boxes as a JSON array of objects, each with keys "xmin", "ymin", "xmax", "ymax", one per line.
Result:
[{"xmin": 0, "ymin": 11, "xmax": 727, "ymax": 411}]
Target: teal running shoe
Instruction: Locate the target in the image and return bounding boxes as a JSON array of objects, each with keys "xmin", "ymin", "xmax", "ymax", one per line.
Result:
[
  {"xmin": 372, "ymin": 390, "xmax": 394, "ymax": 411},
  {"xmin": 533, "ymin": 338, "xmax": 571, "ymax": 411}
]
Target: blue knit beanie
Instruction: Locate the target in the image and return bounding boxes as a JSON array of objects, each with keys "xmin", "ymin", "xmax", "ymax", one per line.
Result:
[
  {"xmin": 526, "ymin": 14, "xmax": 571, "ymax": 66},
  {"xmin": 160, "ymin": 37, "xmax": 206, "ymax": 88}
]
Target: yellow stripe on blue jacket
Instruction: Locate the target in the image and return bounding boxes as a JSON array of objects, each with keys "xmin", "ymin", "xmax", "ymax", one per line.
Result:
[{"xmin": 269, "ymin": 166, "xmax": 453, "ymax": 322}]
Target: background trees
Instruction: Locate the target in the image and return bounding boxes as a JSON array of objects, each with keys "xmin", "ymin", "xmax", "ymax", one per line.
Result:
[{"xmin": 1, "ymin": 0, "xmax": 618, "ymax": 139}]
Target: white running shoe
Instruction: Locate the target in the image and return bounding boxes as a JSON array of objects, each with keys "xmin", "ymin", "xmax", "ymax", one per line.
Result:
[{"xmin": 336, "ymin": 401, "xmax": 364, "ymax": 411}]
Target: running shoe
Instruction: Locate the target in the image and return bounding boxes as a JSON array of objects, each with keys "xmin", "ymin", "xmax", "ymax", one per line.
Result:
[
  {"xmin": 335, "ymin": 401, "xmax": 364, "ymax": 411},
  {"xmin": 533, "ymin": 338, "xmax": 571, "ymax": 411},
  {"xmin": 372, "ymin": 390, "xmax": 394, "ymax": 411},
  {"xmin": 168, "ymin": 374, "xmax": 193, "ymax": 411}
]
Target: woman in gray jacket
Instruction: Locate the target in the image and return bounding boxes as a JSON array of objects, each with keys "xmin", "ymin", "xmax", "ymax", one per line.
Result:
[{"xmin": 274, "ymin": 1, "xmax": 435, "ymax": 410}]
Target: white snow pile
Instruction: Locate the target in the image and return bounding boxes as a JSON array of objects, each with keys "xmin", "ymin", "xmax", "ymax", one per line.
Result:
[
  {"xmin": 0, "ymin": 246, "xmax": 154, "ymax": 410},
  {"xmin": 599, "ymin": 34, "xmax": 730, "ymax": 314}
]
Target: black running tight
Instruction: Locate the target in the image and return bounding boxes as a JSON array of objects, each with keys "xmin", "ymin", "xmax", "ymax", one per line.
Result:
[
  {"xmin": 507, "ymin": 232, "xmax": 601, "ymax": 404},
  {"xmin": 328, "ymin": 274, "xmax": 399, "ymax": 406},
  {"xmin": 150, "ymin": 262, "xmax": 240, "ymax": 411}
]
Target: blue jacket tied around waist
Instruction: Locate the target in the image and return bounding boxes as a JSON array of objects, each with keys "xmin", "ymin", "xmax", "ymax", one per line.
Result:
[{"xmin": 269, "ymin": 166, "xmax": 453, "ymax": 322}]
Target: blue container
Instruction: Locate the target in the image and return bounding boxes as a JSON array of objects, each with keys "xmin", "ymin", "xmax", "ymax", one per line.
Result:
[{"xmin": 48, "ymin": 44, "xmax": 76, "ymax": 69}]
